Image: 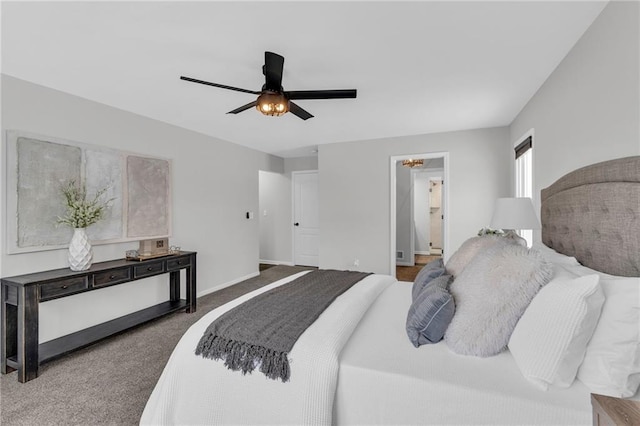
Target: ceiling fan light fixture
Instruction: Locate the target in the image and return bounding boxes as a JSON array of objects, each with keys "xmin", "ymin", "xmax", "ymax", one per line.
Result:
[
  {"xmin": 256, "ymin": 92, "xmax": 289, "ymax": 117},
  {"xmin": 181, "ymin": 51, "xmax": 356, "ymax": 120}
]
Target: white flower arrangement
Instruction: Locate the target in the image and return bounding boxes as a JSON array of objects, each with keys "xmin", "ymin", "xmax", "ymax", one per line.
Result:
[
  {"xmin": 57, "ymin": 181, "xmax": 113, "ymax": 229},
  {"xmin": 477, "ymin": 227, "xmax": 505, "ymax": 237}
]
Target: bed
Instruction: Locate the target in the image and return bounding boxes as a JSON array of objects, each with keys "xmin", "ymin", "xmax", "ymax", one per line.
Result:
[{"xmin": 141, "ymin": 156, "xmax": 640, "ymax": 425}]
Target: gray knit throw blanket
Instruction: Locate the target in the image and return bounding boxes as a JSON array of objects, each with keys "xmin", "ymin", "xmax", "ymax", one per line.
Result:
[{"xmin": 195, "ymin": 269, "xmax": 371, "ymax": 382}]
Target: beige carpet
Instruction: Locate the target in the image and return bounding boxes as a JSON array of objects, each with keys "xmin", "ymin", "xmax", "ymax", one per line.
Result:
[{"xmin": 0, "ymin": 265, "xmax": 312, "ymax": 426}]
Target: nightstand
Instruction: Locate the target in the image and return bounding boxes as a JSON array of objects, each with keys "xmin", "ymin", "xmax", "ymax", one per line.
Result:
[{"xmin": 591, "ymin": 393, "xmax": 640, "ymax": 425}]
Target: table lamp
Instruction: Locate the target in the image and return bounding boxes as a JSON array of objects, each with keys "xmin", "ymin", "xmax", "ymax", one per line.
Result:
[{"xmin": 489, "ymin": 197, "xmax": 540, "ymax": 246}]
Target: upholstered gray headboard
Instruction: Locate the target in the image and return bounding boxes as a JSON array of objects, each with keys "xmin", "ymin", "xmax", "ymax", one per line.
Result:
[{"xmin": 541, "ymin": 156, "xmax": 640, "ymax": 277}]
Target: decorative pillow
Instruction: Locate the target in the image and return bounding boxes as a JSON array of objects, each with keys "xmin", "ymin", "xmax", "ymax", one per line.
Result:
[
  {"xmin": 444, "ymin": 244, "xmax": 552, "ymax": 357},
  {"xmin": 411, "ymin": 258, "xmax": 445, "ymax": 301},
  {"xmin": 508, "ymin": 272, "xmax": 604, "ymax": 390},
  {"xmin": 576, "ymin": 275, "xmax": 640, "ymax": 397},
  {"xmin": 406, "ymin": 275, "xmax": 455, "ymax": 347},
  {"xmin": 445, "ymin": 235, "xmax": 517, "ymax": 278}
]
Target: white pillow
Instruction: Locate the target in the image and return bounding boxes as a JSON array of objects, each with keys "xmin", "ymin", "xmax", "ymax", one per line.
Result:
[
  {"xmin": 576, "ymin": 276, "xmax": 640, "ymax": 397},
  {"xmin": 509, "ymin": 272, "xmax": 604, "ymax": 390},
  {"xmin": 532, "ymin": 242, "xmax": 580, "ymax": 266}
]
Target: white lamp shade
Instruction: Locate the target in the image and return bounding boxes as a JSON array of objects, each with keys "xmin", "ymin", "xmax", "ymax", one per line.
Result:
[{"xmin": 490, "ymin": 197, "xmax": 541, "ymax": 230}]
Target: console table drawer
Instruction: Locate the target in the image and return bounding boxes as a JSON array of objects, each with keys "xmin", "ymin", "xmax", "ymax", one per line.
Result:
[
  {"xmin": 39, "ymin": 277, "xmax": 89, "ymax": 301},
  {"xmin": 93, "ymin": 268, "xmax": 131, "ymax": 287},
  {"xmin": 167, "ymin": 256, "xmax": 191, "ymax": 271},
  {"xmin": 134, "ymin": 261, "xmax": 165, "ymax": 278}
]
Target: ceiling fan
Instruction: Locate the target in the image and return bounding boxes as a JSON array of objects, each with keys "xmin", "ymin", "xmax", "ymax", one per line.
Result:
[{"xmin": 180, "ymin": 51, "xmax": 357, "ymax": 120}]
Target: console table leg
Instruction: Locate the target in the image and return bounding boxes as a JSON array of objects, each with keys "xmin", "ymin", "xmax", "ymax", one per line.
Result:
[
  {"xmin": 17, "ymin": 286, "xmax": 39, "ymax": 383},
  {"xmin": 1, "ymin": 284, "xmax": 17, "ymax": 374},
  {"xmin": 186, "ymin": 255, "xmax": 197, "ymax": 313},
  {"xmin": 170, "ymin": 271, "xmax": 180, "ymax": 302}
]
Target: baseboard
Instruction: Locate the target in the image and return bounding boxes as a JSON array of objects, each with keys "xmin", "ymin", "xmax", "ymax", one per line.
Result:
[
  {"xmin": 415, "ymin": 251, "xmax": 431, "ymax": 255},
  {"xmin": 197, "ymin": 271, "xmax": 260, "ymax": 298},
  {"xmin": 259, "ymin": 259, "xmax": 294, "ymax": 266},
  {"xmin": 396, "ymin": 261, "xmax": 415, "ymax": 267}
]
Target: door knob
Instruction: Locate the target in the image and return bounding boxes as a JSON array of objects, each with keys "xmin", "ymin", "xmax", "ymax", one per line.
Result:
[{"xmin": 294, "ymin": 222, "xmax": 299, "ymax": 226}]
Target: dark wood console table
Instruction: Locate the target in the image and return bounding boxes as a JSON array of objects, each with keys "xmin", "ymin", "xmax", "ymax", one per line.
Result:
[{"xmin": 1, "ymin": 251, "xmax": 196, "ymax": 383}]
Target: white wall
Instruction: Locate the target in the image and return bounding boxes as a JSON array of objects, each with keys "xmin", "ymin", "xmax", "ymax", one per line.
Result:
[
  {"xmin": 510, "ymin": 0, "xmax": 640, "ymax": 212},
  {"xmin": 1, "ymin": 75, "xmax": 283, "ymax": 342},
  {"xmin": 318, "ymin": 127, "xmax": 510, "ymax": 275},
  {"xmin": 258, "ymin": 156, "xmax": 318, "ymax": 265}
]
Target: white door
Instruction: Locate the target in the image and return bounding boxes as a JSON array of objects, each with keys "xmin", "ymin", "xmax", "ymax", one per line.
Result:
[{"xmin": 293, "ymin": 171, "xmax": 319, "ymax": 267}]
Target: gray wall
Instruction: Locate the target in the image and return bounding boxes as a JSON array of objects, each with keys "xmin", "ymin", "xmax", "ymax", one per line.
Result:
[
  {"xmin": 395, "ymin": 163, "xmax": 412, "ymax": 265},
  {"xmin": 1, "ymin": 75, "xmax": 283, "ymax": 342},
  {"xmin": 318, "ymin": 127, "xmax": 510, "ymax": 275},
  {"xmin": 510, "ymin": 0, "xmax": 640, "ymax": 219},
  {"xmin": 285, "ymin": 156, "xmax": 318, "ymax": 175}
]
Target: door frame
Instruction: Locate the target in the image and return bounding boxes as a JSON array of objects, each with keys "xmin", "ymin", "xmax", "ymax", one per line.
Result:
[
  {"xmin": 389, "ymin": 152, "xmax": 449, "ymax": 277},
  {"xmin": 291, "ymin": 170, "xmax": 319, "ymax": 266}
]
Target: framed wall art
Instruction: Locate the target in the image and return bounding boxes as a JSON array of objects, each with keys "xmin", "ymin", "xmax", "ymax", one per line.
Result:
[{"xmin": 5, "ymin": 130, "xmax": 172, "ymax": 254}]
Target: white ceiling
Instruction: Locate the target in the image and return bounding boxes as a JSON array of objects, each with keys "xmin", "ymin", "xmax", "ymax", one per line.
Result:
[{"xmin": 1, "ymin": 1, "xmax": 607, "ymax": 158}]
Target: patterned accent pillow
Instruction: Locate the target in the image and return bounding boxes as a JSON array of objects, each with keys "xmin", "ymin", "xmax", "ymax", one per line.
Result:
[
  {"xmin": 411, "ymin": 259, "xmax": 445, "ymax": 301},
  {"xmin": 406, "ymin": 274, "xmax": 455, "ymax": 347},
  {"xmin": 444, "ymin": 244, "xmax": 552, "ymax": 357}
]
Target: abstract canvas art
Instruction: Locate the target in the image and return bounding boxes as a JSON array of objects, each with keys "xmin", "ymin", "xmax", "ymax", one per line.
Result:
[{"xmin": 127, "ymin": 156, "xmax": 171, "ymax": 238}]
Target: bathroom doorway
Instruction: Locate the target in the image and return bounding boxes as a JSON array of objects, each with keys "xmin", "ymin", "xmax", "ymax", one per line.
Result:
[{"xmin": 390, "ymin": 153, "xmax": 449, "ymax": 280}]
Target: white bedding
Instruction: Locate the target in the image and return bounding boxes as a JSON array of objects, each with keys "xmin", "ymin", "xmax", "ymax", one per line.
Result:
[
  {"xmin": 142, "ymin": 272, "xmax": 594, "ymax": 425},
  {"xmin": 335, "ymin": 281, "xmax": 593, "ymax": 425},
  {"xmin": 140, "ymin": 271, "xmax": 395, "ymax": 425}
]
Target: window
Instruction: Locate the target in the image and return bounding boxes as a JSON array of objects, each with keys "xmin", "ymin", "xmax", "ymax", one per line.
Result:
[{"xmin": 515, "ymin": 135, "xmax": 533, "ymax": 246}]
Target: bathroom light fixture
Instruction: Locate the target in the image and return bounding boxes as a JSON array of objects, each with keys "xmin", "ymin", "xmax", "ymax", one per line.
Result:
[{"xmin": 402, "ymin": 159, "xmax": 424, "ymax": 168}]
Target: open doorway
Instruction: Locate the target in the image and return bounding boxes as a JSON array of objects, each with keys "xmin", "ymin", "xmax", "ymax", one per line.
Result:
[
  {"xmin": 258, "ymin": 170, "xmax": 292, "ymax": 271},
  {"xmin": 390, "ymin": 153, "xmax": 449, "ymax": 281},
  {"xmin": 416, "ymin": 170, "xmax": 444, "ymax": 256}
]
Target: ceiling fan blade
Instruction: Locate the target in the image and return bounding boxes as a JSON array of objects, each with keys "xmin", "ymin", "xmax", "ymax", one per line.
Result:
[
  {"xmin": 227, "ymin": 100, "xmax": 258, "ymax": 114},
  {"xmin": 285, "ymin": 89, "xmax": 357, "ymax": 100},
  {"xmin": 263, "ymin": 51, "xmax": 284, "ymax": 91},
  {"xmin": 180, "ymin": 76, "xmax": 260, "ymax": 95},
  {"xmin": 289, "ymin": 102, "xmax": 314, "ymax": 120}
]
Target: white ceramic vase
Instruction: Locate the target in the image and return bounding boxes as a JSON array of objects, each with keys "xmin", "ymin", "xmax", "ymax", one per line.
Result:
[{"xmin": 68, "ymin": 228, "xmax": 93, "ymax": 271}]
